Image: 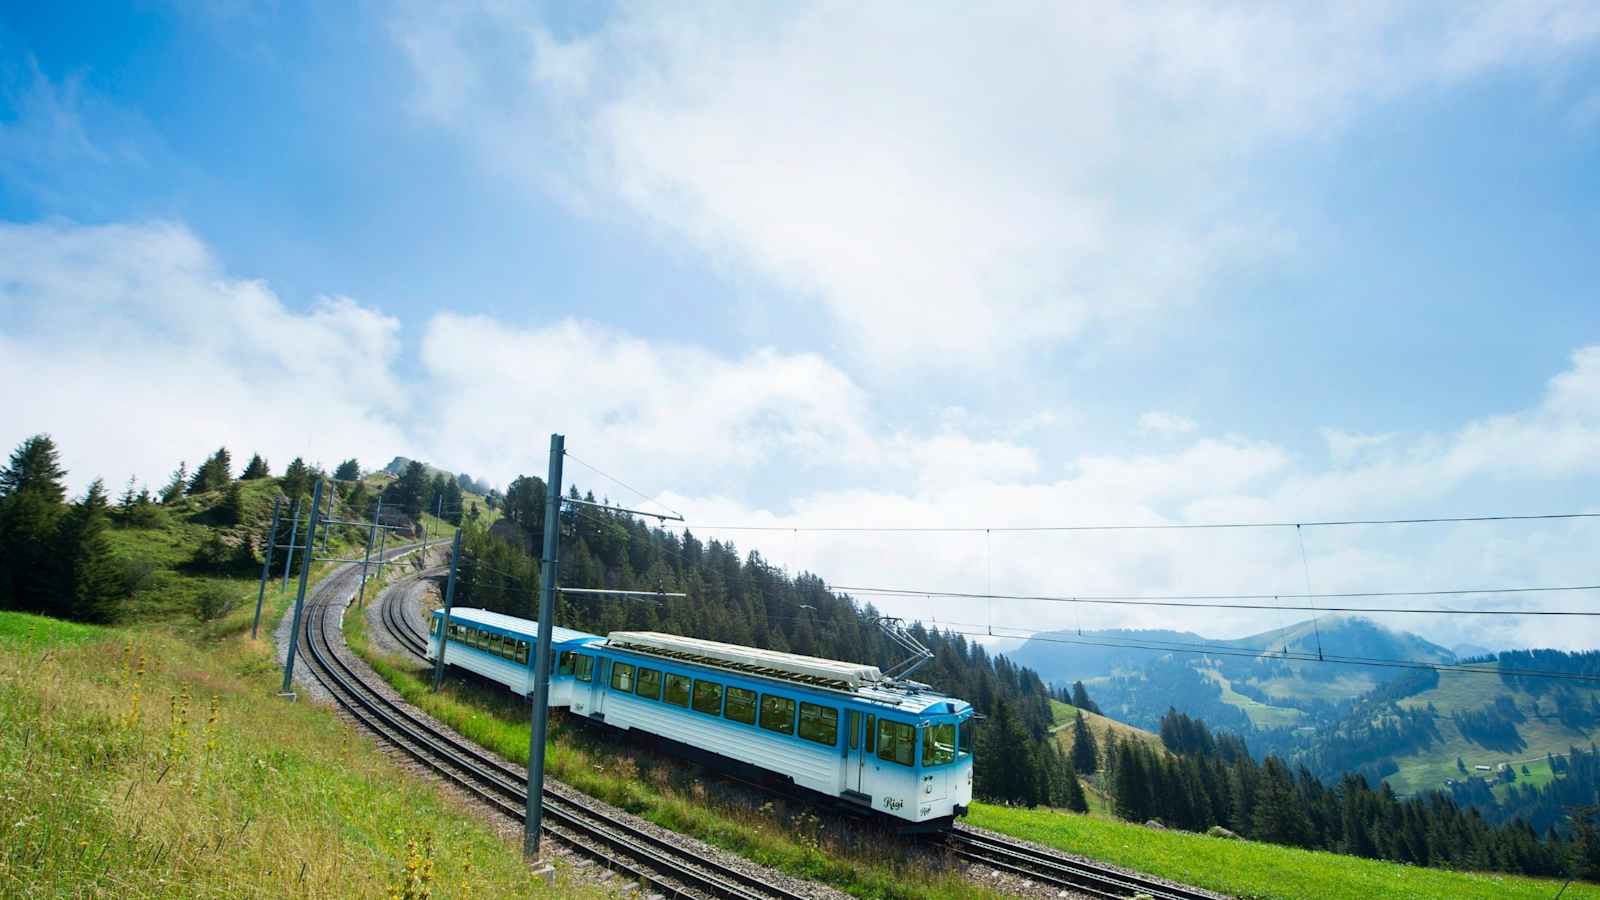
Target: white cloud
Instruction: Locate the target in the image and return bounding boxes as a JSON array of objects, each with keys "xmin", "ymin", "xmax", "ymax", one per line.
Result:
[
  {"xmin": 391, "ymin": 2, "xmax": 1600, "ymax": 367},
  {"xmin": 6, "ymin": 218, "xmax": 1600, "ymax": 651},
  {"xmin": 1320, "ymin": 427, "xmax": 1395, "ymax": 462},
  {"xmin": 1138, "ymin": 411, "xmax": 1198, "ymax": 437}
]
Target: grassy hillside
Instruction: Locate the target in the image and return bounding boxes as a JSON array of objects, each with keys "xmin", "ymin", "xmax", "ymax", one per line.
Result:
[
  {"xmin": 969, "ymin": 803, "xmax": 1599, "ymax": 900},
  {"xmin": 1384, "ymin": 670, "xmax": 1600, "ymax": 794},
  {"xmin": 0, "ymin": 604, "xmax": 592, "ymax": 898},
  {"xmin": 1, "ymin": 477, "xmax": 598, "ymax": 897}
]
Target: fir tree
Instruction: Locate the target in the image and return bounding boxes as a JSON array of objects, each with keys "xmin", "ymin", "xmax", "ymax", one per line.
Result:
[
  {"xmin": 1070, "ymin": 710, "xmax": 1100, "ymax": 774},
  {"xmin": 161, "ymin": 461, "xmax": 188, "ymax": 503},
  {"xmin": 333, "ymin": 458, "xmax": 361, "ymax": 481},
  {"xmin": 241, "ymin": 454, "xmax": 270, "ymax": 480},
  {"xmin": 222, "ymin": 480, "xmax": 246, "ymax": 525},
  {"xmin": 187, "ymin": 447, "xmax": 233, "ymax": 494},
  {"xmin": 57, "ymin": 479, "xmax": 122, "ymax": 623},
  {"xmin": 1063, "ymin": 763, "xmax": 1090, "ymax": 813},
  {"xmin": 0, "ymin": 435, "xmax": 70, "ymax": 612},
  {"xmin": 282, "ymin": 457, "xmax": 310, "ymax": 500},
  {"xmin": 1071, "ymin": 680, "xmax": 1102, "ymax": 715}
]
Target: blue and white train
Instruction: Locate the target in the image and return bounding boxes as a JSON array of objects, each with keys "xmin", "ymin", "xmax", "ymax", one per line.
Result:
[{"xmin": 427, "ymin": 607, "xmax": 975, "ymax": 827}]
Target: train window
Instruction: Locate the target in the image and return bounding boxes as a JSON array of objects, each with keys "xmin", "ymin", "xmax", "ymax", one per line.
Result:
[
  {"xmin": 574, "ymin": 655, "xmax": 594, "ymax": 683},
  {"xmin": 692, "ymin": 680, "xmax": 723, "ymax": 716},
  {"xmin": 922, "ymin": 723, "xmax": 956, "ymax": 767},
  {"xmin": 429, "ymin": 617, "xmax": 439, "ymax": 635},
  {"xmin": 558, "ymin": 651, "xmax": 576, "ymax": 676},
  {"xmin": 865, "ymin": 714, "xmax": 875, "ymax": 753},
  {"xmin": 664, "ymin": 674, "xmax": 691, "ymax": 707},
  {"xmin": 636, "ymin": 667, "xmax": 661, "ymax": 700},
  {"xmin": 515, "ymin": 640, "xmax": 529, "ymax": 666},
  {"xmin": 611, "ymin": 662, "xmax": 635, "ymax": 693},
  {"xmin": 847, "ymin": 711, "xmax": 861, "ymax": 749},
  {"xmin": 798, "ymin": 703, "xmax": 838, "ymax": 747},
  {"xmin": 724, "ymin": 687, "xmax": 756, "ymax": 725},
  {"xmin": 958, "ymin": 720, "xmax": 973, "ymax": 757},
  {"xmin": 759, "ymin": 695, "xmax": 795, "ymax": 735},
  {"xmin": 876, "ymin": 720, "xmax": 915, "ymax": 767}
]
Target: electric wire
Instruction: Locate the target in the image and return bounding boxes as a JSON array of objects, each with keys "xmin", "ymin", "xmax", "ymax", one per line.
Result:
[
  {"xmin": 562, "ymin": 450, "xmax": 684, "ymax": 520},
  {"xmin": 828, "ymin": 583, "xmax": 1600, "ymax": 615},
  {"xmin": 659, "ymin": 511, "xmax": 1600, "ymax": 534}
]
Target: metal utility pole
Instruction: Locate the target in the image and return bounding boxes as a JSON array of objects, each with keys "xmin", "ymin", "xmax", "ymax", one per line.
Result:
[
  {"xmin": 279, "ymin": 479, "xmax": 324, "ymax": 698},
  {"xmin": 252, "ymin": 496, "xmax": 283, "ymax": 640},
  {"xmin": 524, "ymin": 433, "xmax": 564, "ymax": 859},
  {"xmin": 356, "ymin": 497, "xmax": 380, "ymax": 608},
  {"xmin": 431, "ymin": 528, "xmax": 463, "ymax": 692},
  {"xmin": 374, "ymin": 496, "xmax": 389, "ymax": 586},
  {"xmin": 280, "ymin": 498, "xmax": 301, "ymax": 594}
]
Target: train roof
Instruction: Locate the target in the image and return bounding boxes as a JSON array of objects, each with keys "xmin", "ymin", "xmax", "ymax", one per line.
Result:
[
  {"xmin": 435, "ymin": 607, "xmax": 599, "ymax": 646},
  {"xmin": 605, "ymin": 631, "xmax": 885, "ymax": 691}
]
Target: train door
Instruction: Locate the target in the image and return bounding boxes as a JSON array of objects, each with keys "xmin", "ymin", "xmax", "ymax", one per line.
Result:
[{"xmin": 842, "ymin": 710, "xmax": 874, "ymax": 802}]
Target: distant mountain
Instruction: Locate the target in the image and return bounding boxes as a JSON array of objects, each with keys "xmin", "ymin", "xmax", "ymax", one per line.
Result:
[
  {"xmin": 1453, "ymin": 642, "xmax": 1494, "ymax": 660},
  {"xmin": 381, "ymin": 457, "xmax": 493, "ymax": 495},
  {"xmin": 1011, "ymin": 615, "xmax": 1456, "ymax": 735},
  {"xmin": 1006, "ymin": 627, "xmax": 1211, "ymax": 684}
]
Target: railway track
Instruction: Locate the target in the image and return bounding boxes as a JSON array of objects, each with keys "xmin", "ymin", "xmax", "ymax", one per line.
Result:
[
  {"xmin": 295, "ymin": 549, "xmax": 811, "ymax": 900},
  {"xmin": 379, "ymin": 585, "xmax": 1226, "ymax": 900},
  {"xmin": 943, "ymin": 826, "xmax": 1223, "ymax": 900}
]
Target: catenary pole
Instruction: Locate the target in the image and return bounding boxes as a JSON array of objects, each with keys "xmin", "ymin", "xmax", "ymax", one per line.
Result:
[
  {"xmin": 280, "ymin": 498, "xmax": 301, "ymax": 594},
  {"xmin": 524, "ymin": 433, "xmax": 564, "ymax": 858},
  {"xmin": 374, "ymin": 496, "xmax": 389, "ymax": 587},
  {"xmin": 280, "ymin": 479, "xmax": 323, "ymax": 697},
  {"xmin": 356, "ymin": 497, "xmax": 380, "ymax": 608},
  {"xmin": 432, "ymin": 528, "xmax": 463, "ymax": 691},
  {"xmin": 251, "ymin": 495, "xmax": 282, "ymax": 640}
]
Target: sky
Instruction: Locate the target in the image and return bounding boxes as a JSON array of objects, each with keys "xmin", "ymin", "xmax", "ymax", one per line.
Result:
[{"xmin": 3, "ymin": 2, "xmax": 1600, "ymax": 653}]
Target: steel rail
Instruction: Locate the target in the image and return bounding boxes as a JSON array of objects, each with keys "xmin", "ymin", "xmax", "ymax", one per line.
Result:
[
  {"xmin": 298, "ymin": 554, "xmax": 806, "ymax": 900},
  {"xmin": 944, "ymin": 826, "xmax": 1221, "ymax": 900}
]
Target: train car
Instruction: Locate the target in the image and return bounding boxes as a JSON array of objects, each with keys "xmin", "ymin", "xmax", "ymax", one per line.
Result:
[{"xmin": 428, "ymin": 607, "xmax": 975, "ymax": 828}]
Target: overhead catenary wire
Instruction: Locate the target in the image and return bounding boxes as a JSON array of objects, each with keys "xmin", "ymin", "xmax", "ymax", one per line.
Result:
[
  {"xmin": 827, "ymin": 582, "xmax": 1600, "ymax": 615},
  {"xmin": 561, "ymin": 449, "xmax": 684, "ymax": 521},
  {"xmin": 660, "ymin": 511, "xmax": 1600, "ymax": 534}
]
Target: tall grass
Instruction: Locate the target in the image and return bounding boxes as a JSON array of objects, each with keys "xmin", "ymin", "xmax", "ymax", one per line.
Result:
[{"xmin": 0, "ymin": 610, "xmax": 601, "ymax": 898}]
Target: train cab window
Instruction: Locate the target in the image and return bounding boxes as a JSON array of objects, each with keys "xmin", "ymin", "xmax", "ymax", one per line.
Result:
[
  {"xmin": 922, "ymin": 722, "xmax": 956, "ymax": 767},
  {"xmin": 610, "ymin": 662, "xmax": 635, "ymax": 693},
  {"xmin": 876, "ymin": 720, "xmax": 915, "ymax": 767},
  {"xmin": 574, "ymin": 655, "xmax": 594, "ymax": 683},
  {"xmin": 692, "ymin": 680, "xmax": 723, "ymax": 716},
  {"xmin": 515, "ymin": 640, "xmax": 529, "ymax": 666},
  {"xmin": 759, "ymin": 695, "xmax": 795, "ymax": 735},
  {"xmin": 798, "ymin": 703, "xmax": 838, "ymax": 747},
  {"xmin": 865, "ymin": 714, "xmax": 876, "ymax": 753},
  {"xmin": 724, "ymin": 687, "xmax": 757, "ymax": 725},
  {"xmin": 958, "ymin": 720, "xmax": 973, "ymax": 757},
  {"xmin": 558, "ymin": 652, "xmax": 576, "ymax": 676},
  {"xmin": 636, "ymin": 667, "xmax": 661, "ymax": 700},
  {"xmin": 664, "ymin": 673, "xmax": 691, "ymax": 707}
]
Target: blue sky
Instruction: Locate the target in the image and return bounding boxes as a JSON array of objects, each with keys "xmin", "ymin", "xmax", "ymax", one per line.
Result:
[{"xmin": 4, "ymin": 2, "xmax": 1600, "ymax": 648}]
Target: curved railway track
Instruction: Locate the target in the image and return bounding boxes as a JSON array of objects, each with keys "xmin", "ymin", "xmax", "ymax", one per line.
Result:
[
  {"xmin": 943, "ymin": 826, "xmax": 1222, "ymax": 900},
  {"xmin": 377, "ymin": 582, "xmax": 1225, "ymax": 900},
  {"xmin": 296, "ymin": 549, "xmax": 811, "ymax": 900}
]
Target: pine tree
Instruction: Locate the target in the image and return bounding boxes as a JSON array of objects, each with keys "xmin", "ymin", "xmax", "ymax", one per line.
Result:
[
  {"xmin": 442, "ymin": 478, "xmax": 464, "ymax": 525},
  {"xmin": 1071, "ymin": 680, "xmax": 1102, "ymax": 715},
  {"xmin": 282, "ymin": 457, "xmax": 310, "ymax": 500},
  {"xmin": 241, "ymin": 454, "xmax": 270, "ymax": 480},
  {"xmin": 222, "ymin": 480, "xmax": 246, "ymax": 525},
  {"xmin": 333, "ymin": 458, "xmax": 361, "ymax": 481},
  {"xmin": 392, "ymin": 460, "xmax": 429, "ymax": 517},
  {"xmin": 161, "ymin": 461, "xmax": 188, "ymax": 503},
  {"xmin": 57, "ymin": 479, "xmax": 122, "ymax": 623},
  {"xmin": 1070, "ymin": 710, "xmax": 1099, "ymax": 774},
  {"xmin": 187, "ymin": 447, "xmax": 233, "ymax": 494},
  {"xmin": 1064, "ymin": 762, "xmax": 1090, "ymax": 813},
  {"xmin": 0, "ymin": 435, "xmax": 70, "ymax": 612}
]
